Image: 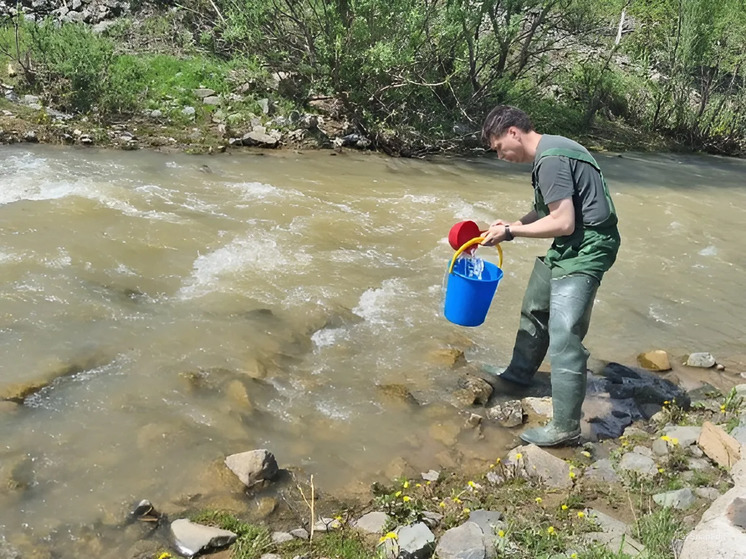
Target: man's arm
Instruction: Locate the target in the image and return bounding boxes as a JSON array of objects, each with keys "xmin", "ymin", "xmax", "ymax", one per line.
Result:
[{"xmin": 482, "ymin": 198, "xmax": 575, "ymax": 245}]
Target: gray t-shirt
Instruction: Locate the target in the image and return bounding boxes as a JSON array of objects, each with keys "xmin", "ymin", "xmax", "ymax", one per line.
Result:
[{"xmin": 533, "ymin": 135, "xmax": 612, "ymax": 226}]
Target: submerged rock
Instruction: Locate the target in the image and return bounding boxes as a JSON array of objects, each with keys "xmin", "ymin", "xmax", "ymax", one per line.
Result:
[{"xmin": 685, "ymin": 353, "xmax": 716, "ymax": 368}]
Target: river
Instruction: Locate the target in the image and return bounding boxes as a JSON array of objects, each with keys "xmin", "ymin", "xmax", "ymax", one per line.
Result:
[{"xmin": 1, "ymin": 144, "xmax": 745, "ymax": 554}]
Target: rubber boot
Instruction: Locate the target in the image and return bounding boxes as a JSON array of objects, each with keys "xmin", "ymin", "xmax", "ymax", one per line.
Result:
[
  {"xmin": 496, "ymin": 257, "xmax": 552, "ymax": 386},
  {"xmin": 520, "ymin": 273, "xmax": 599, "ymax": 447}
]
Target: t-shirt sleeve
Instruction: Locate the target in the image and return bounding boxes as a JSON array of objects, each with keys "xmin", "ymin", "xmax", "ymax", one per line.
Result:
[{"xmin": 536, "ymin": 155, "xmax": 574, "ymax": 205}]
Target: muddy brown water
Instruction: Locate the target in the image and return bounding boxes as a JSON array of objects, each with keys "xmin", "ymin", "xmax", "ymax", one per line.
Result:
[{"xmin": 1, "ymin": 144, "xmax": 745, "ymax": 553}]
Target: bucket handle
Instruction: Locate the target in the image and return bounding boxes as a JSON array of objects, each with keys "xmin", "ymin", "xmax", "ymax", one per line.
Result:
[{"xmin": 448, "ymin": 237, "xmax": 504, "ymax": 274}]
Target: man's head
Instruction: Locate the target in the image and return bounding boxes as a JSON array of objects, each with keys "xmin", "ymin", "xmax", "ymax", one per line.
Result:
[{"xmin": 481, "ymin": 105, "xmax": 538, "ymax": 163}]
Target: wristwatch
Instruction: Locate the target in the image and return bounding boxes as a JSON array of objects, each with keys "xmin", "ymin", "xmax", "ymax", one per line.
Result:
[{"xmin": 504, "ymin": 224, "xmax": 514, "ymax": 241}]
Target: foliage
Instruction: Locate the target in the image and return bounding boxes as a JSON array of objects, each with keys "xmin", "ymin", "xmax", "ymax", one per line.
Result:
[{"xmin": 189, "ymin": 510, "xmax": 272, "ymax": 559}]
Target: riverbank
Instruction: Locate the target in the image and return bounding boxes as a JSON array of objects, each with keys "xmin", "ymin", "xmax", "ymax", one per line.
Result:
[
  {"xmin": 3, "ymin": 348, "xmax": 746, "ymax": 559},
  {"xmin": 0, "ymin": 92, "xmax": 681, "ymax": 158}
]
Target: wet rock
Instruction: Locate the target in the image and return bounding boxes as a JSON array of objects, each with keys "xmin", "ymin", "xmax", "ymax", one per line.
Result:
[
  {"xmin": 653, "ymin": 488, "xmax": 696, "ymax": 509},
  {"xmin": 171, "ymin": 519, "xmax": 237, "ymax": 557},
  {"xmin": 618, "ymin": 452, "xmax": 657, "ymax": 477},
  {"xmin": 225, "ymin": 380, "xmax": 253, "ymax": 411},
  {"xmin": 585, "ymin": 459, "xmax": 620, "ymax": 483},
  {"xmin": 685, "ymin": 352, "xmax": 716, "ymax": 368},
  {"xmin": 521, "ymin": 396, "xmax": 553, "ymax": 418},
  {"xmin": 224, "ymin": 449, "xmax": 279, "ymax": 488},
  {"xmin": 353, "ymin": 511, "xmax": 389, "ymax": 534},
  {"xmin": 507, "ymin": 444, "xmax": 573, "ymax": 489},
  {"xmin": 698, "ymin": 421, "xmax": 741, "ymax": 469},
  {"xmin": 486, "ymin": 399, "xmax": 523, "ymax": 427},
  {"xmin": 455, "ymin": 375, "xmax": 493, "ymax": 406},
  {"xmin": 637, "ymin": 350, "xmax": 671, "ymax": 371},
  {"xmin": 252, "ymin": 496, "xmax": 277, "ymax": 519},
  {"xmin": 436, "ymin": 521, "xmax": 486, "ymax": 559},
  {"xmin": 377, "ymin": 383, "xmax": 419, "ymax": 406},
  {"xmin": 131, "ymin": 499, "xmax": 160, "ymax": 523},
  {"xmin": 429, "ymin": 421, "xmax": 461, "ymax": 446},
  {"xmin": 428, "ymin": 348, "xmax": 467, "ymax": 368}
]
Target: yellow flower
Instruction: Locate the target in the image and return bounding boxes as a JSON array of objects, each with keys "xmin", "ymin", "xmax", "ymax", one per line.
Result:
[
  {"xmin": 426, "ymin": 480, "xmax": 431, "ymax": 485},
  {"xmin": 663, "ymin": 400, "xmax": 670, "ymax": 405},
  {"xmin": 468, "ymin": 480, "xmax": 477, "ymax": 488},
  {"xmin": 489, "ymin": 463, "xmax": 495, "ymax": 469},
  {"xmin": 721, "ymin": 404, "xmax": 727, "ymax": 412},
  {"xmin": 335, "ymin": 515, "xmax": 342, "ymax": 521},
  {"xmin": 658, "ymin": 467, "xmax": 665, "ymax": 473},
  {"xmin": 561, "ymin": 504, "xmax": 568, "ymax": 511},
  {"xmin": 402, "ymin": 496, "xmax": 411, "ymax": 502},
  {"xmin": 569, "ymin": 471, "xmax": 576, "ymax": 479},
  {"xmin": 535, "ymin": 497, "xmax": 543, "ymax": 504},
  {"xmin": 394, "ymin": 491, "xmax": 402, "ymax": 497},
  {"xmin": 671, "ymin": 438, "xmax": 679, "ymax": 446},
  {"xmin": 452, "ymin": 497, "xmax": 462, "ymax": 504},
  {"xmin": 379, "ymin": 532, "xmax": 398, "ymax": 543},
  {"xmin": 415, "ymin": 483, "xmax": 422, "ymax": 488},
  {"xmin": 403, "ymin": 481, "xmax": 410, "ymax": 489},
  {"xmin": 577, "ymin": 511, "xmax": 585, "ymax": 518},
  {"xmin": 660, "ymin": 435, "xmax": 671, "ymax": 442},
  {"xmin": 571, "ymin": 554, "xmax": 578, "ymax": 558},
  {"xmin": 439, "ymin": 501, "xmax": 446, "ymax": 508},
  {"xmin": 498, "ymin": 530, "xmax": 505, "ymax": 538},
  {"xmin": 463, "ymin": 508, "xmax": 471, "ymax": 514},
  {"xmin": 547, "ymin": 526, "xmax": 555, "ymax": 535},
  {"xmin": 514, "ymin": 453, "xmax": 523, "ymax": 460},
  {"xmin": 581, "ymin": 451, "xmax": 591, "ymax": 458},
  {"xmin": 157, "ymin": 553, "xmax": 172, "ymax": 559},
  {"xmin": 495, "ymin": 458, "xmax": 501, "ymax": 463}
]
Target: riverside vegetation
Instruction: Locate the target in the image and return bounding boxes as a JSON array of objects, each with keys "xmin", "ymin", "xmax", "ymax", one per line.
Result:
[{"xmin": 0, "ymin": 0, "xmax": 745, "ymax": 156}]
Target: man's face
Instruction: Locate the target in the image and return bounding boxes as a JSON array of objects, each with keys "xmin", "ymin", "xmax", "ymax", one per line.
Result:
[{"xmin": 489, "ymin": 128, "xmax": 527, "ymax": 163}]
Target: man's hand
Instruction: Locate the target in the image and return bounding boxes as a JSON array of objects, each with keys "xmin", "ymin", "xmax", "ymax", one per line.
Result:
[{"xmin": 481, "ymin": 223, "xmax": 509, "ymax": 246}]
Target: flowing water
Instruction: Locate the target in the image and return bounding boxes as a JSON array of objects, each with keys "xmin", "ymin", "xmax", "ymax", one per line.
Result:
[{"xmin": 1, "ymin": 144, "xmax": 745, "ymax": 553}]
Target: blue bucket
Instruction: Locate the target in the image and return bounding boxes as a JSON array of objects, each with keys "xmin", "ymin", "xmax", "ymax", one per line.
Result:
[{"xmin": 444, "ymin": 257, "xmax": 503, "ymax": 326}]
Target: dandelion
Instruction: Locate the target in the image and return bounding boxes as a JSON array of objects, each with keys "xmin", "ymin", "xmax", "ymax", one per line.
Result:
[
  {"xmin": 403, "ymin": 480, "xmax": 410, "ymax": 489},
  {"xmin": 581, "ymin": 451, "xmax": 591, "ymax": 458},
  {"xmin": 439, "ymin": 501, "xmax": 446, "ymax": 508},
  {"xmin": 721, "ymin": 404, "xmax": 727, "ymax": 412},
  {"xmin": 415, "ymin": 483, "xmax": 422, "ymax": 488},
  {"xmin": 463, "ymin": 508, "xmax": 471, "ymax": 514},
  {"xmin": 157, "ymin": 553, "xmax": 172, "ymax": 559},
  {"xmin": 571, "ymin": 554, "xmax": 578, "ymax": 558},
  {"xmin": 577, "ymin": 511, "xmax": 585, "ymax": 518},
  {"xmin": 569, "ymin": 471, "xmax": 576, "ymax": 479},
  {"xmin": 561, "ymin": 504, "xmax": 568, "ymax": 511},
  {"xmin": 402, "ymin": 496, "xmax": 411, "ymax": 502},
  {"xmin": 547, "ymin": 526, "xmax": 555, "ymax": 535},
  {"xmin": 426, "ymin": 480, "xmax": 431, "ymax": 485},
  {"xmin": 452, "ymin": 497, "xmax": 462, "ymax": 504},
  {"xmin": 515, "ymin": 453, "xmax": 523, "ymax": 460},
  {"xmin": 335, "ymin": 515, "xmax": 343, "ymax": 521},
  {"xmin": 663, "ymin": 400, "xmax": 670, "ymax": 405},
  {"xmin": 498, "ymin": 530, "xmax": 505, "ymax": 538},
  {"xmin": 671, "ymin": 438, "xmax": 679, "ymax": 446},
  {"xmin": 660, "ymin": 435, "xmax": 671, "ymax": 442},
  {"xmin": 489, "ymin": 463, "xmax": 495, "ymax": 469},
  {"xmin": 658, "ymin": 467, "xmax": 665, "ymax": 474},
  {"xmin": 394, "ymin": 491, "xmax": 402, "ymax": 497},
  {"xmin": 468, "ymin": 480, "xmax": 477, "ymax": 488},
  {"xmin": 535, "ymin": 497, "xmax": 543, "ymax": 504},
  {"xmin": 379, "ymin": 532, "xmax": 398, "ymax": 543},
  {"xmin": 495, "ymin": 458, "xmax": 502, "ymax": 463}
]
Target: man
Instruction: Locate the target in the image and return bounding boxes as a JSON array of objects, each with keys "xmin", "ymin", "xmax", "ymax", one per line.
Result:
[{"xmin": 479, "ymin": 105, "xmax": 620, "ymax": 447}]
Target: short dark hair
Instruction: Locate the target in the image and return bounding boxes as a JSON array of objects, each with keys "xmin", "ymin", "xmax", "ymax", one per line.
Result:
[{"xmin": 481, "ymin": 105, "xmax": 534, "ymax": 143}]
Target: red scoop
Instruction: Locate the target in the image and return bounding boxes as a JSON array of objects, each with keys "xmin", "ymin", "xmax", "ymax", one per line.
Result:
[{"xmin": 448, "ymin": 220, "xmax": 483, "ymax": 252}]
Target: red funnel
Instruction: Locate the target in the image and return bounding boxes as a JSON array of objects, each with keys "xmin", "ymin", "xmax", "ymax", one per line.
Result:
[{"xmin": 448, "ymin": 220, "xmax": 482, "ymax": 252}]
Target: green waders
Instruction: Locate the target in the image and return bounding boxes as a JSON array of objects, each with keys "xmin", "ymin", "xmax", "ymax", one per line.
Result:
[{"xmin": 494, "ymin": 147, "xmax": 619, "ymax": 447}]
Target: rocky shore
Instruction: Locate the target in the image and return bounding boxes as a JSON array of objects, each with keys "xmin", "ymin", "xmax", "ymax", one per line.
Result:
[{"xmin": 2, "ymin": 347, "xmax": 746, "ymax": 558}]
